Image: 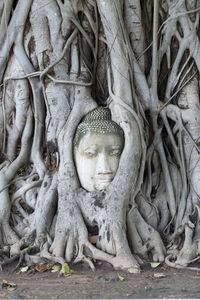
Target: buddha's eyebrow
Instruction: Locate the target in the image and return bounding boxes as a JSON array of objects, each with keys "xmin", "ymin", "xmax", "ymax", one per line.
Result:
[
  {"xmin": 82, "ymin": 145, "xmax": 97, "ymax": 151},
  {"xmin": 108, "ymin": 145, "xmax": 121, "ymax": 149}
]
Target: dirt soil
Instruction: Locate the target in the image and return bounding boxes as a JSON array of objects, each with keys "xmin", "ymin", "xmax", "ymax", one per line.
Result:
[{"xmin": 0, "ymin": 261, "xmax": 200, "ymax": 299}]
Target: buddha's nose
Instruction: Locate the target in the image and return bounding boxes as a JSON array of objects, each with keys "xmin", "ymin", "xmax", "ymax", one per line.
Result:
[{"xmin": 96, "ymin": 152, "xmax": 112, "ymax": 175}]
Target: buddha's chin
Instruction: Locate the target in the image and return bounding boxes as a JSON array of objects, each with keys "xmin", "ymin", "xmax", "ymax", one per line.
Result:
[
  {"xmin": 80, "ymin": 177, "xmax": 113, "ymax": 192},
  {"xmin": 95, "ymin": 179, "xmax": 112, "ymax": 191}
]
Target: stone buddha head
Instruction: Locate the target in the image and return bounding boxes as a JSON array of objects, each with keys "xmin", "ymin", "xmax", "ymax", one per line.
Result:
[{"xmin": 73, "ymin": 107, "xmax": 125, "ymax": 192}]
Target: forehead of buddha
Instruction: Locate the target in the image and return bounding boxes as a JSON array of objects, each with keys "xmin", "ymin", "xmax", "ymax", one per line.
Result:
[{"xmin": 73, "ymin": 107, "xmax": 125, "ymax": 148}]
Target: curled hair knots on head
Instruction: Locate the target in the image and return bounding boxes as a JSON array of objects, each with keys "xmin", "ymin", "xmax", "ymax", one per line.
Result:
[{"xmin": 73, "ymin": 107, "xmax": 125, "ymax": 147}]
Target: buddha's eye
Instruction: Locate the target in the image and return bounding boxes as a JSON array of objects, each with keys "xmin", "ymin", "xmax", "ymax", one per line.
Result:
[
  {"xmin": 84, "ymin": 150, "xmax": 97, "ymax": 158},
  {"xmin": 109, "ymin": 148, "xmax": 121, "ymax": 156}
]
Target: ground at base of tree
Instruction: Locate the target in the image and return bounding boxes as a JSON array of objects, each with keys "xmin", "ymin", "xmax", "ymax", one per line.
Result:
[{"xmin": 0, "ymin": 262, "xmax": 200, "ymax": 299}]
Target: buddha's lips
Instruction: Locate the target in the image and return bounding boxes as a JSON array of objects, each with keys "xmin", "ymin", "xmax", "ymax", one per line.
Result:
[{"xmin": 95, "ymin": 173, "xmax": 113, "ymax": 182}]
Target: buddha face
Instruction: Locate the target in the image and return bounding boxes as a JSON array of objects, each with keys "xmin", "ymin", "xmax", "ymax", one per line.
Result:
[{"xmin": 74, "ymin": 132, "xmax": 124, "ymax": 192}]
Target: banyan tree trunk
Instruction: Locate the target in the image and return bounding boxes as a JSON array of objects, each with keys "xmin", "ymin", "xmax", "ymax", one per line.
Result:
[{"xmin": 0, "ymin": 0, "xmax": 200, "ymax": 272}]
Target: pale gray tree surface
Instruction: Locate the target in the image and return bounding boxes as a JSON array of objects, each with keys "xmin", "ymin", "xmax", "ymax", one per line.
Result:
[{"xmin": 0, "ymin": 0, "xmax": 200, "ymax": 273}]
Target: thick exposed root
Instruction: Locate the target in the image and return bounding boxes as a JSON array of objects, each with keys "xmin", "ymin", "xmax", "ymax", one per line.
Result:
[
  {"xmin": 2, "ymin": 223, "xmax": 19, "ymax": 245},
  {"xmin": 49, "ymin": 192, "xmax": 141, "ymax": 272},
  {"xmin": 0, "ymin": 245, "xmax": 56, "ymax": 274},
  {"xmin": 127, "ymin": 206, "xmax": 166, "ymax": 262},
  {"xmin": 165, "ymin": 221, "xmax": 200, "ymax": 270},
  {"xmin": 165, "ymin": 254, "xmax": 200, "ymax": 271},
  {"xmin": 2, "ymin": 0, "xmax": 200, "ymax": 275},
  {"xmin": 0, "ymin": 253, "xmax": 21, "ymax": 272}
]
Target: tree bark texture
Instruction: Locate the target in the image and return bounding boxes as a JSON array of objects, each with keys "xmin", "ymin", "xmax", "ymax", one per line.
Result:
[{"xmin": 0, "ymin": 0, "xmax": 200, "ymax": 272}]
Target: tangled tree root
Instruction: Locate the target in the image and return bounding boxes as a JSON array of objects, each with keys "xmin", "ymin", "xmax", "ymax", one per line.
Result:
[
  {"xmin": 165, "ymin": 254, "xmax": 200, "ymax": 271},
  {"xmin": 1, "ymin": 226, "xmax": 141, "ymax": 275},
  {"xmin": 0, "ymin": 245, "xmax": 45, "ymax": 274}
]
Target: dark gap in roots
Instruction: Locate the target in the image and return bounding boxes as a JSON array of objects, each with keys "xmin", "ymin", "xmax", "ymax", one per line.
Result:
[
  {"xmin": 158, "ymin": 53, "xmax": 169, "ymax": 101},
  {"xmin": 87, "ymin": 224, "xmax": 99, "ymax": 246},
  {"xmin": 189, "ymin": 209, "xmax": 198, "ymax": 225},
  {"xmin": 12, "ymin": 0, "xmax": 18, "ymax": 10},
  {"xmin": 19, "ymin": 199, "xmax": 34, "ymax": 214},
  {"xmin": 95, "ymin": 95, "xmax": 106, "ymax": 107},
  {"xmin": 177, "ymin": 21, "xmax": 184, "ymax": 38},
  {"xmin": 140, "ymin": 1, "xmax": 153, "ymax": 75},
  {"xmin": 87, "ymin": 224, "xmax": 99, "ymax": 236},
  {"xmin": 170, "ymin": 36, "xmax": 179, "ymax": 67},
  {"xmin": 46, "ymin": 140, "xmax": 59, "ymax": 171}
]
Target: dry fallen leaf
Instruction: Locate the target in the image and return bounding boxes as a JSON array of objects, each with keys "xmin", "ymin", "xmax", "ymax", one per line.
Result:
[
  {"xmin": 117, "ymin": 273, "xmax": 125, "ymax": 281},
  {"xmin": 51, "ymin": 265, "xmax": 60, "ymax": 273},
  {"xmin": 2, "ymin": 280, "xmax": 17, "ymax": 291},
  {"xmin": 150, "ymin": 262, "xmax": 160, "ymax": 268},
  {"xmin": 126, "ymin": 293, "xmax": 131, "ymax": 297},
  {"xmin": 35, "ymin": 263, "xmax": 53, "ymax": 272},
  {"xmin": 19, "ymin": 266, "xmax": 29, "ymax": 273},
  {"xmin": 2, "ymin": 280, "xmax": 16, "ymax": 287},
  {"xmin": 153, "ymin": 273, "xmax": 166, "ymax": 279},
  {"xmin": 61, "ymin": 263, "xmax": 73, "ymax": 275},
  {"xmin": 22, "ymin": 246, "xmax": 30, "ymax": 251},
  {"xmin": 8, "ymin": 282, "xmax": 16, "ymax": 287},
  {"xmin": 128, "ymin": 267, "xmax": 140, "ymax": 274},
  {"xmin": 2, "ymin": 280, "xmax": 9, "ymax": 286}
]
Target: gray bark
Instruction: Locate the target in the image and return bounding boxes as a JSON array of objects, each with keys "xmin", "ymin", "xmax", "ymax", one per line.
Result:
[{"xmin": 0, "ymin": 0, "xmax": 200, "ymax": 272}]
